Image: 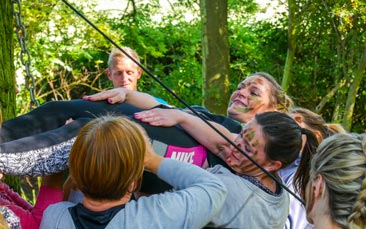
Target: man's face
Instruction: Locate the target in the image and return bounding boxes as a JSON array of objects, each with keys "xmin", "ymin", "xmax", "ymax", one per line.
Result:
[{"xmin": 106, "ymin": 58, "xmax": 142, "ymax": 91}]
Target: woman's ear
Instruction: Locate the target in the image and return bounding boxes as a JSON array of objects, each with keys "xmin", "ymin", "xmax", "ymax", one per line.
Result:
[
  {"xmin": 312, "ymin": 174, "xmax": 325, "ymax": 199},
  {"xmin": 305, "ymin": 178, "xmax": 315, "ymax": 223},
  {"xmin": 266, "ymin": 160, "xmax": 282, "ymax": 173},
  {"xmin": 292, "ymin": 113, "xmax": 303, "ymax": 125},
  {"xmin": 313, "ymin": 130, "xmax": 322, "ymax": 143},
  {"xmin": 127, "ymin": 181, "xmax": 136, "ymax": 194},
  {"xmin": 305, "ymin": 174, "xmax": 326, "ymax": 220}
]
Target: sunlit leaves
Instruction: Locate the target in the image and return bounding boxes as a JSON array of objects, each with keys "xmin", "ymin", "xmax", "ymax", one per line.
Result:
[{"xmin": 14, "ymin": 0, "xmax": 366, "ymax": 131}]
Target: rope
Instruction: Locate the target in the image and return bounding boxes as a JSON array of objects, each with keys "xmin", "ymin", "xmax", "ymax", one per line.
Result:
[{"xmin": 61, "ymin": 0, "xmax": 305, "ymax": 206}]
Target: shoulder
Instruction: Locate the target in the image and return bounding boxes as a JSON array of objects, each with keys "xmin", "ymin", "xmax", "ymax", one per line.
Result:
[
  {"xmin": 41, "ymin": 202, "xmax": 76, "ymax": 228},
  {"xmin": 153, "ymin": 97, "xmax": 169, "ymax": 104},
  {"xmin": 206, "ymin": 165, "xmax": 249, "ymax": 190},
  {"xmin": 207, "ymin": 164, "xmax": 232, "ymax": 174},
  {"xmin": 44, "ymin": 201, "xmax": 75, "ymax": 215}
]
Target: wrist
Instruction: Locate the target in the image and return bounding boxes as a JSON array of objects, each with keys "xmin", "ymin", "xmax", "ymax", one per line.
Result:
[
  {"xmin": 144, "ymin": 155, "xmax": 164, "ymax": 174},
  {"xmin": 178, "ymin": 111, "xmax": 194, "ymax": 126}
]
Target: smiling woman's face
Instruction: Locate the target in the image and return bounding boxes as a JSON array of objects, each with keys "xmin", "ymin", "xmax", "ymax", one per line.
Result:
[{"xmin": 227, "ymin": 75, "xmax": 276, "ymax": 124}]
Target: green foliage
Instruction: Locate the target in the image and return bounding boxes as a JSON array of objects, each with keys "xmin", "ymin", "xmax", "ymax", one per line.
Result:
[
  {"xmin": 228, "ymin": 17, "xmax": 288, "ymax": 92},
  {"xmin": 14, "ymin": 0, "xmax": 366, "ymax": 131},
  {"xmin": 285, "ymin": 0, "xmax": 366, "ymax": 131},
  {"xmin": 15, "ymin": 0, "xmax": 205, "ymax": 109},
  {"xmin": 9, "ymin": 0, "xmax": 366, "ymax": 206}
]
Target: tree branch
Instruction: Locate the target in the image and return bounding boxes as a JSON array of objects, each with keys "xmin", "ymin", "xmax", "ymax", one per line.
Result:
[{"xmin": 315, "ymin": 78, "xmax": 346, "ymax": 113}]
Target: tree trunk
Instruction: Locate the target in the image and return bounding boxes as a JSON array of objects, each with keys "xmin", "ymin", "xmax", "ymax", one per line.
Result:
[
  {"xmin": 342, "ymin": 46, "xmax": 366, "ymax": 131},
  {"xmin": 0, "ymin": 0, "xmax": 20, "ymax": 193},
  {"xmin": 0, "ymin": 0, "xmax": 17, "ymax": 119},
  {"xmin": 200, "ymin": 0, "xmax": 230, "ymax": 115},
  {"xmin": 281, "ymin": 0, "xmax": 296, "ymax": 92}
]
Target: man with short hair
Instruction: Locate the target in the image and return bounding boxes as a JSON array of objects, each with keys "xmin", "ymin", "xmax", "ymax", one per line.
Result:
[
  {"xmin": 106, "ymin": 47, "xmax": 167, "ymax": 104},
  {"xmin": 106, "ymin": 47, "xmax": 142, "ymax": 91}
]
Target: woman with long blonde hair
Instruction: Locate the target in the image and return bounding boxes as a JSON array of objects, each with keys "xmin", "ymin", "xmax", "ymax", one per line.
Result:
[{"xmin": 301, "ymin": 133, "xmax": 366, "ymax": 228}]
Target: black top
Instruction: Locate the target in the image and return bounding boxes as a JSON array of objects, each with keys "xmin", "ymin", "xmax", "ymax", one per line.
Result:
[{"xmin": 69, "ymin": 203, "xmax": 126, "ymax": 229}]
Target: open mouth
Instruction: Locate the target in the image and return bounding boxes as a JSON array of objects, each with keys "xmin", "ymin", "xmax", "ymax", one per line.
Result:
[{"xmin": 232, "ymin": 99, "xmax": 246, "ymax": 107}]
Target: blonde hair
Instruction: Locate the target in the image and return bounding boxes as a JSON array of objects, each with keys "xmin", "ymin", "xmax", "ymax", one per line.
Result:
[
  {"xmin": 69, "ymin": 115, "xmax": 146, "ymax": 201},
  {"xmin": 108, "ymin": 47, "xmax": 140, "ymax": 70},
  {"xmin": 326, "ymin": 123, "xmax": 346, "ymax": 135},
  {"xmin": 250, "ymin": 72, "xmax": 293, "ymax": 113},
  {"xmin": 310, "ymin": 133, "xmax": 366, "ymax": 228}
]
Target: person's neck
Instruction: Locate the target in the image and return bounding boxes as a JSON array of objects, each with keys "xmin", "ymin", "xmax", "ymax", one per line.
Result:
[
  {"xmin": 242, "ymin": 170, "xmax": 278, "ymax": 193},
  {"xmin": 259, "ymin": 174, "xmax": 278, "ymax": 193},
  {"xmin": 313, "ymin": 215, "xmax": 341, "ymax": 229},
  {"xmin": 310, "ymin": 192, "xmax": 341, "ymax": 229},
  {"xmin": 82, "ymin": 194, "xmax": 131, "ymax": 211}
]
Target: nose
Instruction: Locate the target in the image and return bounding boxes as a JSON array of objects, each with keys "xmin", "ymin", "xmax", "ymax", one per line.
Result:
[
  {"xmin": 120, "ymin": 72, "xmax": 129, "ymax": 82},
  {"xmin": 230, "ymin": 142, "xmax": 242, "ymax": 152},
  {"xmin": 237, "ymin": 88, "xmax": 249, "ymax": 98}
]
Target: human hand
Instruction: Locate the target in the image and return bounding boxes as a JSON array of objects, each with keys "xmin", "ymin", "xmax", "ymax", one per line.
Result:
[
  {"xmin": 82, "ymin": 88, "xmax": 128, "ymax": 104},
  {"xmin": 134, "ymin": 108, "xmax": 183, "ymax": 127}
]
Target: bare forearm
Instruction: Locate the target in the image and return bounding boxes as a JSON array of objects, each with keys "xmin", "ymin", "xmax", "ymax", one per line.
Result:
[
  {"xmin": 83, "ymin": 88, "xmax": 160, "ymax": 109},
  {"xmin": 178, "ymin": 111, "xmax": 233, "ymax": 158},
  {"xmin": 135, "ymin": 108, "xmax": 234, "ymax": 160},
  {"xmin": 125, "ymin": 90, "xmax": 160, "ymax": 109}
]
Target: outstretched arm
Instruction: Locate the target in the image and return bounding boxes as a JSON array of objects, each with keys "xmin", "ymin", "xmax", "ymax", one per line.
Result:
[
  {"xmin": 135, "ymin": 108, "xmax": 236, "ymax": 161},
  {"xmin": 83, "ymin": 88, "xmax": 160, "ymax": 109},
  {"xmin": 84, "ymin": 88, "xmax": 237, "ymax": 160}
]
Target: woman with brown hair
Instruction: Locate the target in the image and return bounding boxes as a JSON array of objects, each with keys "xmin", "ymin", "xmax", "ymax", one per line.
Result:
[
  {"xmin": 98, "ymin": 85, "xmax": 316, "ymax": 228},
  {"xmin": 40, "ymin": 116, "xmax": 227, "ymax": 228}
]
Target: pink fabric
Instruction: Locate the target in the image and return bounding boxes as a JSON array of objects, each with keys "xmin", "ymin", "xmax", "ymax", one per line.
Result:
[
  {"xmin": 165, "ymin": 145, "xmax": 207, "ymax": 167},
  {"xmin": 0, "ymin": 182, "xmax": 33, "ymax": 211},
  {"xmin": 0, "ymin": 182, "xmax": 63, "ymax": 229}
]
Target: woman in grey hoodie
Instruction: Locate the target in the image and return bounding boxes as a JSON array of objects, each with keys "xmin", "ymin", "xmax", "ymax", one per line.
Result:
[{"xmin": 40, "ymin": 116, "xmax": 227, "ymax": 229}]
